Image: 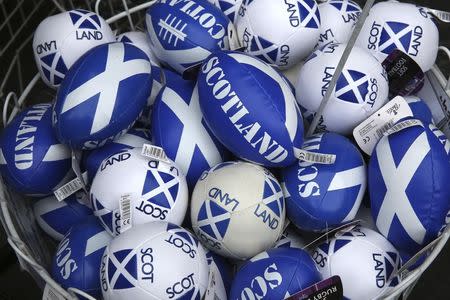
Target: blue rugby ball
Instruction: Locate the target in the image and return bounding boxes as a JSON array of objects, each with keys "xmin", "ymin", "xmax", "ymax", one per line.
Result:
[
  {"xmin": 229, "ymin": 247, "xmax": 321, "ymax": 299},
  {"xmin": 145, "ymin": 0, "xmax": 232, "ymax": 74},
  {"xmin": 53, "ymin": 42, "xmax": 153, "ymax": 150},
  {"xmin": 152, "ymin": 70, "xmax": 228, "ymax": 187},
  {"xmin": 0, "ymin": 103, "xmax": 72, "ymax": 196},
  {"xmin": 52, "ymin": 216, "xmax": 112, "ymax": 298},
  {"xmin": 282, "ymin": 133, "xmax": 366, "ymax": 232},
  {"xmin": 369, "ymin": 121, "xmax": 450, "ymax": 256},
  {"xmin": 83, "ymin": 128, "xmax": 152, "ymax": 181},
  {"xmin": 34, "ymin": 192, "xmax": 92, "ymax": 240},
  {"xmin": 198, "ymin": 51, "xmax": 304, "ymax": 167},
  {"xmin": 405, "ymin": 96, "xmax": 433, "ymax": 124}
]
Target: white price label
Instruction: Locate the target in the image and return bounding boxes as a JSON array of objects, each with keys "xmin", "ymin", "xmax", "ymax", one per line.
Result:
[
  {"xmin": 203, "ymin": 262, "xmax": 225, "ymax": 300},
  {"xmin": 119, "ymin": 194, "xmax": 132, "ymax": 233},
  {"xmin": 353, "ymin": 96, "xmax": 414, "ymax": 155},
  {"xmin": 428, "ymin": 8, "xmax": 450, "ymax": 23},
  {"xmin": 295, "ymin": 149, "xmax": 336, "ymax": 164},
  {"xmin": 141, "ymin": 144, "xmax": 169, "ymax": 163},
  {"xmin": 42, "ymin": 284, "xmax": 65, "ymax": 300},
  {"xmin": 384, "ymin": 119, "xmax": 423, "ymax": 136},
  {"xmin": 53, "ymin": 173, "xmax": 87, "ymax": 202}
]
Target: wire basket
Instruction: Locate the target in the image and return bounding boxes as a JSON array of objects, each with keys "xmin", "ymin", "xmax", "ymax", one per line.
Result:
[{"xmin": 0, "ymin": 0, "xmax": 450, "ymax": 299}]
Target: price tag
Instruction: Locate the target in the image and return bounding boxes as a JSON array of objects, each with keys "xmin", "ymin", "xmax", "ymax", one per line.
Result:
[
  {"xmin": 427, "ymin": 8, "xmax": 450, "ymax": 23},
  {"xmin": 119, "ymin": 194, "xmax": 132, "ymax": 233},
  {"xmin": 53, "ymin": 172, "xmax": 88, "ymax": 202},
  {"xmin": 353, "ymin": 96, "xmax": 414, "ymax": 155},
  {"xmin": 141, "ymin": 144, "xmax": 170, "ymax": 163},
  {"xmin": 42, "ymin": 284, "xmax": 65, "ymax": 300},
  {"xmin": 295, "ymin": 149, "xmax": 336, "ymax": 164}
]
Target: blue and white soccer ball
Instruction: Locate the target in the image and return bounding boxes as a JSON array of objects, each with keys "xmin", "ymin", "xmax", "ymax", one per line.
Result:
[
  {"xmin": 52, "ymin": 216, "xmax": 112, "ymax": 298},
  {"xmin": 152, "ymin": 70, "xmax": 228, "ymax": 188},
  {"xmin": 208, "ymin": 0, "xmax": 243, "ymax": 22},
  {"xmin": 117, "ymin": 31, "xmax": 160, "ymax": 65},
  {"xmin": 100, "ymin": 222, "xmax": 209, "ymax": 300},
  {"xmin": 145, "ymin": 0, "xmax": 232, "ymax": 74},
  {"xmin": 405, "ymin": 95, "xmax": 433, "ymax": 124},
  {"xmin": 0, "ymin": 103, "xmax": 72, "ymax": 196},
  {"xmin": 282, "ymin": 133, "xmax": 366, "ymax": 232},
  {"xmin": 369, "ymin": 121, "xmax": 450, "ymax": 257},
  {"xmin": 34, "ymin": 192, "xmax": 92, "ymax": 240},
  {"xmin": 54, "ymin": 42, "xmax": 153, "ymax": 150},
  {"xmin": 356, "ymin": 1, "xmax": 439, "ymax": 72},
  {"xmin": 33, "ymin": 9, "xmax": 115, "ymax": 88},
  {"xmin": 316, "ymin": 0, "xmax": 361, "ymax": 48},
  {"xmin": 198, "ymin": 51, "xmax": 304, "ymax": 167},
  {"xmin": 83, "ymin": 128, "xmax": 152, "ymax": 181},
  {"xmin": 296, "ymin": 42, "xmax": 389, "ymax": 135},
  {"xmin": 191, "ymin": 161, "xmax": 286, "ymax": 260},
  {"xmin": 312, "ymin": 226, "xmax": 401, "ymax": 300},
  {"xmin": 230, "ymin": 247, "xmax": 322, "ymax": 299},
  {"xmin": 235, "ymin": 0, "xmax": 321, "ymax": 68},
  {"xmin": 91, "ymin": 148, "xmax": 188, "ymax": 236}
]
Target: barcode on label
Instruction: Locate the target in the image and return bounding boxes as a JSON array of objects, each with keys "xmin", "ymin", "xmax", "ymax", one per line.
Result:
[
  {"xmin": 428, "ymin": 9, "xmax": 450, "ymax": 23},
  {"xmin": 141, "ymin": 144, "xmax": 169, "ymax": 162},
  {"xmin": 296, "ymin": 149, "xmax": 336, "ymax": 164},
  {"xmin": 54, "ymin": 177, "xmax": 83, "ymax": 201},
  {"xmin": 384, "ymin": 119, "xmax": 423, "ymax": 136},
  {"xmin": 119, "ymin": 194, "xmax": 132, "ymax": 233},
  {"xmin": 43, "ymin": 284, "xmax": 65, "ymax": 300},
  {"xmin": 375, "ymin": 120, "xmax": 395, "ymax": 139}
]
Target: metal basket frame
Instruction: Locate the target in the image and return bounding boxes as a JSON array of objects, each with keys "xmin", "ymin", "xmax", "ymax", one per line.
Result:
[{"xmin": 0, "ymin": 0, "xmax": 450, "ymax": 299}]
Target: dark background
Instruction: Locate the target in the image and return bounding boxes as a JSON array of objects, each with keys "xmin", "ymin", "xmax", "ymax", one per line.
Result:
[{"xmin": 1, "ymin": 0, "xmax": 450, "ymax": 299}]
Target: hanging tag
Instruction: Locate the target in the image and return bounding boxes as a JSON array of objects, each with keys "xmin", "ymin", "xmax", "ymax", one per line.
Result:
[
  {"xmin": 382, "ymin": 49, "xmax": 425, "ymax": 96},
  {"xmin": 227, "ymin": 23, "xmax": 241, "ymax": 51},
  {"xmin": 53, "ymin": 171, "xmax": 88, "ymax": 202},
  {"xmin": 42, "ymin": 284, "xmax": 66, "ymax": 300},
  {"xmin": 303, "ymin": 220, "xmax": 361, "ymax": 251},
  {"xmin": 295, "ymin": 149, "xmax": 336, "ymax": 164},
  {"xmin": 383, "ymin": 119, "xmax": 423, "ymax": 136},
  {"xmin": 427, "ymin": 9, "xmax": 450, "ymax": 23},
  {"xmin": 119, "ymin": 194, "xmax": 133, "ymax": 233},
  {"xmin": 141, "ymin": 144, "xmax": 170, "ymax": 163},
  {"xmin": 353, "ymin": 96, "xmax": 414, "ymax": 155},
  {"xmin": 203, "ymin": 262, "xmax": 226, "ymax": 300},
  {"xmin": 71, "ymin": 150, "xmax": 88, "ymax": 192},
  {"xmin": 286, "ymin": 276, "xmax": 343, "ymax": 300},
  {"xmin": 182, "ymin": 63, "xmax": 202, "ymax": 81}
]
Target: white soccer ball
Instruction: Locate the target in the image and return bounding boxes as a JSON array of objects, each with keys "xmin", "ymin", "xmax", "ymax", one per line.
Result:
[
  {"xmin": 191, "ymin": 161, "xmax": 286, "ymax": 260},
  {"xmin": 312, "ymin": 226, "xmax": 401, "ymax": 299},
  {"xmin": 316, "ymin": 0, "xmax": 361, "ymax": 48},
  {"xmin": 296, "ymin": 42, "xmax": 389, "ymax": 135},
  {"xmin": 356, "ymin": 1, "xmax": 439, "ymax": 72},
  {"xmin": 91, "ymin": 148, "xmax": 188, "ymax": 236},
  {"xmin": 235, "ymin": 0, "xmax": 321, "ymax": 69},
  {"xmin": 33, "ymin": 9, "xmax": 115, "ymax": 88},
  {"xmin": 100, "ymin": 222, "xmax": 209, "ymax": 300}
]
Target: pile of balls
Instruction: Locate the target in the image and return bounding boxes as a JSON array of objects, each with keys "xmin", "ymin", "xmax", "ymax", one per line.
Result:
[{"xmin": 0, "ymin": 0, "xmax": 448, "ymax": 299}]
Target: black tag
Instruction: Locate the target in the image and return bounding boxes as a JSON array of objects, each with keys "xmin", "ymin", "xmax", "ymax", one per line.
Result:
[
  {"xmin": 286, "ymin": 276, "xmax": 344, "ymax": 300},
  {"xmin": 382, "ymin": 49, "xmax": 425, "ymax": 97},
  {"xmin": 182, "ymin": 63, "xmax": 202, "ymax": 80}
]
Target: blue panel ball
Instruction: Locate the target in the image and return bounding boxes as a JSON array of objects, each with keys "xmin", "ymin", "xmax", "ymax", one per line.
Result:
[
  {"xmin": 0, "ymin": 103, "xmax": 72, "ymax": 196},
  {"xmin": 282, "ymin": 132, "xmax": 366, "ymax": 232},
  {"xmin": 53, "ymin": 42, "xmax": 153, "ymax": 150},
  {"xmin": 230, "ymin": 247, "xmax": 321, "ymax": 299}
]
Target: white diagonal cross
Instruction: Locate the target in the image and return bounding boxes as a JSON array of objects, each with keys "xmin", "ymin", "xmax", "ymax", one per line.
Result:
[
  {"xmin": 71, "ymin": 10, "xmax": 102, "ymax": 30},
  {"xmin": 376, "ymin": 132, "xmax": 429, "ymax": 244},
  {"xmin": 197, "ymin": 200, "xmax": 230, "ymax": 240},
  {"xmin": 335, "ymin": 70, "xmax": 369, "ymax": 104},
  {"xmin": 378, "ymin": 23, "xmax": 412, "ymax": 54},
  {"xmin": 162, "ymin": 85, "xmax": 222, "ymax": 175},
  {"xmin": 262, "ymin": 177, "xmax": 283, "ymax": 217},
  {"xmin": 299, "ymin": 0, "xmax": 320, "ymax": 29},
  {"xmin": 109, "ymin": 249, "xmax": 139, "ymax": 288},
  {"xmin": 61, "ymin": 43, "xmax": 151, "ymax": 134},
  {"xmin": 141, "ymin": 169, "xmax": 178, "ymax": 208}
]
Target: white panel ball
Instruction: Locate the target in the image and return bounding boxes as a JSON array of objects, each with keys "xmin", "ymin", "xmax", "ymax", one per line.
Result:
[
  {"xmin": 296, "ymin": 43, "xmax": 389, "ymax": 135},
  {"xmin": 33, "ymin": 9, "xmax": 115, "ymax": 88},
  {"xmin": 191, "ymin": 161, "xmax": 286, "ymax": 260},
  {"xmin": 316, "ymin": 0, "xmax": 361, "ymax": 48},
  {"xmin": 90, "ymin": 148, "xmax": 188, "ymax": 236},
  {"xmin": 101, "ymin": 222, "xmax": 209, "ymax": 300},
  {"xmin": 355, "ymin": 1, "xmax": 439, "ymax": 72},
  {"xmin": 235, "ymin": 0, "xmax": 321, "ymax": 68},
  {"xmin": 312, "ymin": 226, "xmax": 401, "ymax": 299}
]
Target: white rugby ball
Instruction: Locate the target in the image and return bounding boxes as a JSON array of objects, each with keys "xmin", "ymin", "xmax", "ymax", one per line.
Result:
[
  {"xmin": 100, "ymin": 222, "xmax": 209, "ymax": 300},
  {"xmin": 191, "ymin": 161, "xmax": 286, "ymax": 260},
  {"xmin": 356, "ymin": 1, "xmax": 439, "ymax": 72},
  {"xmin": 90, "ymin": 148, "xmax": 188, "ymax": 236},
  {"xmin": 33, "ymin": 9, "xmax": 114, "ymax": 88},
  {"xmin": 296, "ymin": 42, "xmax": 389, "ymax": 135},
  {"xmin": 235, "ymin": 0, "xmax": 321, "ymax": 68}
]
